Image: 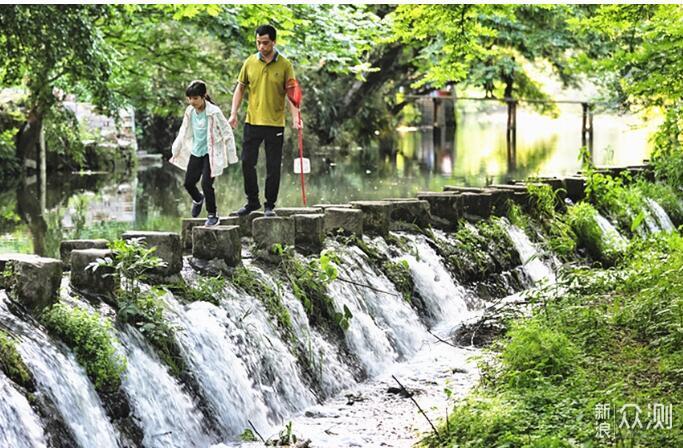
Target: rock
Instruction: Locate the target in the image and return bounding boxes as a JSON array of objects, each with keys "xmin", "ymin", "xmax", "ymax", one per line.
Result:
[
  {"xmin": 323, "ymin": 208, "xmax": 363, "ymax": 236},
  {"xmin": 443, "ymin": 186, "xmax": 486, "ymax": 193},
  {"xmin": 313, "ymin": 203, "xmax": 352, "ymax": 210},
  {"xmin": 460, "ymin": 192, "xmax": 493, "ymax": 218},
  {"xmin": 293, "ymin": 213, "xmax": 325, "ymax": 253},
  {"xmin": 70, "ymin": 249, "xmax": 116, "ymax": 295},
  {"xmin": 350, "ymin": 201, "xmax": 392, "ymax": 236},
  {"xmin": 59, "ymin": 239, "xmax": 108, "ymax": 270},
  {"xmin": 0, "ymin": 254, "xmax": 62, "ymax": 313},
  {"xmin": 484, "ymin": 188, "xmax": 514, "ymax": 216},
  {"xmin": 192, "ymin": 225, "xmax": 241, "ymax": 267},
  {"xmin": 236, "ymin": 211, "xmax": 263, "ymax": 237},
  {"xmin": 252, "ymin": 217, "xmax": 295, "ymax": 255},
  {"xmin": 563, "ymin": 176, "xmax": 586, "ymax": 202},
  {"xmin": 122, "ymin": 231, "xmax": 182, "ymax": 278}
]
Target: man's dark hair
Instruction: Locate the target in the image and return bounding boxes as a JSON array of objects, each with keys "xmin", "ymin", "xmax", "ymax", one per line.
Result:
[{"xmin": 255, "ymin": 25, "xmax": 276, "ymax": 41}]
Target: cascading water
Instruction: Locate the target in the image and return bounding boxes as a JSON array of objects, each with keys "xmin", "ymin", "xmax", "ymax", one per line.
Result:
[
  {"xmin": 0, "ymin": 293, "xmax": 121, "ymax": 448},
  {"xmin": 502, "ymin": 221, "xmax": 556, "ymax": 284},
  {"xmin": 0, "ymin": 371, "xmax": 47, "ymax": 448},
  {"xmin": 326, "ymin": 241, "xmax": 426, "ymax": 376},
  {"xmin": 117, "ymin": 325, "xmax": 215, "ymax": 448},
  {"xmin": 645, "ymin": 198, "xmax": 675, "ymax": 231},
  {"xmin": 372, "ymin": 232, "xmax": 473, "ymax": 328},
  {"xmin": 594, "ymin": 212, "xmax": 628, "ymax": 251}
]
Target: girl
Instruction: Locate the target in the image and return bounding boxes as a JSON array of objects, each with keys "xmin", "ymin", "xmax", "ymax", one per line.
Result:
[{"xmin": 170, "ymin": 80, "xmax": 238, "ymax": 226}]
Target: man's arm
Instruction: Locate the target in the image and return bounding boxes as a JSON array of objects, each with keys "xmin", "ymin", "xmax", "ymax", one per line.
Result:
[
  {"xmin": 228, "ymin": 83, "xmax": 246, "ymax": 129},
  {"xmin": 287, "ymin": 97, "xmax": 302, "ymax": 129}
]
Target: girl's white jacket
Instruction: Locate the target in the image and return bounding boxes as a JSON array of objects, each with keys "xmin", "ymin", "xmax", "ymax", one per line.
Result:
[{"xmin": 170, "ymin": 103, "xmax": 238, "ymax": 177}]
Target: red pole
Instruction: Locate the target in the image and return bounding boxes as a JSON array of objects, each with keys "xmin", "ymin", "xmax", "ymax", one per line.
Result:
[{"xmin": 297, "ymin": 110, "xmax": 307, "ymax": 206}]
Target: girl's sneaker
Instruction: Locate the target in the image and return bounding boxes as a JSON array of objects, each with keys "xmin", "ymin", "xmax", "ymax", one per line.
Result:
[
  {"xmin": 205, "ymin": 214, "xmax": 219, "ymax": 226},
  {"xmin": 191, "ymin": 196, "xmax": 204, "ymax": 218}
]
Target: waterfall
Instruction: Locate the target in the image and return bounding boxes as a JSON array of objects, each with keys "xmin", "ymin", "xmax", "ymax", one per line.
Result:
[
  {"xmin": 326, "ymin": 240, "xmax": 427, "ymax": 377},
  {"xmin": 117, "ymin": 326, "xmax": 214, "ymax": 448},
  {"xmin": 0, "ymin": 294, "xmax": 121, "ymax": 448},
  {"xmin": 644, "ymin": 198, "xmax": 675, "ymax": 232},
  {"xmin": 594, "ymin": 213, "xmax": 628, "ymax": 251},
  {"xmin": 245, "ymin": 264, "xmax": 356, "ymax": 399},
  {"xmin": 162, "ymin": 293, "xmax": 272, "ymax": 436},
  {"xmin": 502, "ymin": 222, "xmax": 556, "ymax": 284},
  {"xmin": 373, "ymin": 232, "xmax": 472, "ymax": 328},
  {"xmin": 0, "ymin": 371, "xmax": 47, "ymax": 448}
]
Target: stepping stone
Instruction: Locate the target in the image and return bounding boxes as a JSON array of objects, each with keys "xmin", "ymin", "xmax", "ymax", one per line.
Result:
[
  {"xmin": 293, "ymin": 214, "xmax": 325, "ymax": 253},
  {"xmin": 0, "ymin": 254, "xmax": 62, "ymax": 313},
  {"xmin": 59, "ymin": 239, "xmax": 108, "ymax": 269},
  {"xmin": 313, "ymin": 203, "xmax": 352, "ymax": 210},
  {"xmin": 484, "ymin": 189, "xmax": 515, "ymax": 216},
  {"xmin": 235, "ymin": 211, "xmax": 263, "ymax": 237},
  {"xmin": 382, "ymin": 198, "xmax": 431, "ymax": 228},
  {"xmin": 252, "ymin": 217, "xmax": 295, "ymax": 254},
  {"xmin": 70, "ymin": 249, "xmax": 116, "ymax": 295},
  {"xmin": 563, "ymin": 176, "xmax": 586, "ymax": 202},
  {"xmin": 192, "ymin": 225, "xmax": 241, "ymax": 267},
  {"xmin": 122, "ymin": 231, "xmax": 182, "ymax": 277},
  {"xmin": 416, "ymin": 192, "xmax": 463, "ymax": 226},
  {"xmin": 323, "ymin": 208, "xmax": 363, "ymax": 236},
  {"xmin": 443, "ymin": 186, "xmax": 486, "ymax": 193},
  {"xmin": 350, "ymin": 201, "xmax": 392, "ymax": 236},
  {"xmin": 181, "ymin": 217, "xmax": 239, "ymax": 250},
  {"xmin": 461, "ymin": 192, "xmax": 493, "ymax": 218}
]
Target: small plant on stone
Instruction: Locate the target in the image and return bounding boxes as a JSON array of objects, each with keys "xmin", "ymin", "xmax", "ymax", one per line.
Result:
[
  {"xmin": 41, "ymin": 303, "xmax": 126, "ymax": 393},
  {"xmin": 0, "ymin": 329, "xmax": 33, "ymax": 389}
]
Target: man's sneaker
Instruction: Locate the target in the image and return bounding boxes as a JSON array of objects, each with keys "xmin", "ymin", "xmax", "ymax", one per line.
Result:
[
  {"xmin": 264, "ymin": 206, "xmax": 276, "ymax": 217},
  {"xmin": 205, "ymin": 214, "xmax": 220, "ymax": 226},
  {"xmin": 231, "ymin": 202, "xmax": 261, "ymax": 217},
  {"xmin": 191, "ymin": 196, "xmax": 204, "ymax": 218}
]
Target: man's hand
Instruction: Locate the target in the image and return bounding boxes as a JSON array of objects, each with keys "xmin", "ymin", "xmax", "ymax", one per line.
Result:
[{"xmin": 228, "ymin": 114, "xmax": 238, "ymax": 129}]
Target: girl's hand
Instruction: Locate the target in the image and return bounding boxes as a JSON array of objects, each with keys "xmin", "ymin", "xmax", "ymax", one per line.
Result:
[{"xmin": 228, "ymin": 114, "xmax": 238, "ymax": 129}]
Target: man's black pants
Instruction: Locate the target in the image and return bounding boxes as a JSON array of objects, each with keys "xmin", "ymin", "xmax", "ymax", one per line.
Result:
[
  {"xmin": 241, "ymin": 123, "xmax": 284, "ymax": 209},
  {"xmin": 184, "ymin": 154, "xmax": 217, "ymax": 214}
]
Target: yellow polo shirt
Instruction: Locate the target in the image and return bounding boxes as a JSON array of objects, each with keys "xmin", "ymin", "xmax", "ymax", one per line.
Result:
[{"xmin": 238, "ymin": 50, "xmax": 295, "ymax": 127}]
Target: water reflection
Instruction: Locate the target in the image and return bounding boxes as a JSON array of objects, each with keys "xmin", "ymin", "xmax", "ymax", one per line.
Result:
[{"xmin": 1, "ymin": 102, "xmax": 656, "ymax": 255}]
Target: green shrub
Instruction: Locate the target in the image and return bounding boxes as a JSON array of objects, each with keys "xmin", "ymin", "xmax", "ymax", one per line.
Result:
[
  {"xmin": 0, "ymin": 329, "xmax": 33, "ymax": 389},
  {"xmin": 566, "ymin": 202, "xmax": 623, "ymax": 265},
  {"xmin": 382, "ymin": 259, "xmax": 413, "ymax": 302},
  {"xmin": 41, "ymin": 303, "xmax": 126, "ymax": 393},
  {"xmin": 501, "ymin": 319, "xmax": 579, "ymax": 386}
]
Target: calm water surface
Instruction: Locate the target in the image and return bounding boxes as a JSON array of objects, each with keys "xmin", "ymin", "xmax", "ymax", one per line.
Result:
[{"xmin": 0, "ymin": 102, "xmax": 657, "ymax": 256}]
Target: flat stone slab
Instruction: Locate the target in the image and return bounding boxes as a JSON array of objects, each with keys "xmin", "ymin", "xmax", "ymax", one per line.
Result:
[
  {"xmin": 313, "ymin": 203, "xmax": 352, "ymax": 210},
  {"xmin": 181, "ymin": 217, "xmax": 239, "ymax": 250},
  {"xmin": 0, "ymin": 253, "xmax": 62, "ymax": 313},
  {"xmin": 59, "ymin": 239, "xmax": 108, "ymax": 269},
  {"xmin": 350, "ymin": 201, "xmax": 392, "ymax": 236},
  {"xmin": 252, "ymin": 217, "xmax": 295, "ymax": 254},
  {"xmin": 271, "ymin": 207, "xmax": 323, "ymax": 217},
  {"xmin": 484, "ymin": 188, "xmax": 515, "ymax": 216},
  {"xmin": 324, "ymin": 208, "xmax": 363, "ymax": 236},
  {"xmin": 382, "ymin": 199, "xmax": 431, "ymax": 228},
  {"xmin": 70, "ymin": 249, "xmax": 116, "ymax": 295},
  {"xmin": 488, "ymin": 183, "xmax": 529, "ymax": 193},
  {"xmin": 192, "ymin": 225, "xmax": 241, "ymax": 267},
  {"xmin": 122, "ymin": 231, "xmax": 182, "ymax": 277},
  {"xmin": 416, "ymin": 192, "xmax": 463, "ymax": 225},
  {"xmin": 293, "ymin": 214, "xmax": 325, "ymax": 253},
  {"xmin": 443, "ymin": 186, "xmax": 486, "ymax": 193}
]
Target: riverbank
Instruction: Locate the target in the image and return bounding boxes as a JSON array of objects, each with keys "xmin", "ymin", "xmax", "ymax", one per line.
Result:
[{"xmin": 422, "ymin": 179, "xmax": 683, "ymax": 447}]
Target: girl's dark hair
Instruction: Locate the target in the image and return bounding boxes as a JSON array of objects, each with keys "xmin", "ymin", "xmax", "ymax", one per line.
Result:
[{"xmin": 185, "ymin": 80, "xmax": 214, "ymax": 104}]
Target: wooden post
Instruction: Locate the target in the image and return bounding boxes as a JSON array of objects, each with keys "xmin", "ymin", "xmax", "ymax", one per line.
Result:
[
  {"xmin": 581, "ymin": 102, "xmax": 588, "ymax": 149},
  {"xmin": 506, "ymin": 99, "xmax": 517, "ymax": 171},
  {"xmin": 588, "ymin": 103, "xmax": 594, "ymax": 157}
]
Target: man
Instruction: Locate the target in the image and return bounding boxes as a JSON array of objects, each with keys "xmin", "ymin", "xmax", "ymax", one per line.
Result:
[{"xmin": 228, "ymin": 24, "xmax": 302, "ymax": 217}]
